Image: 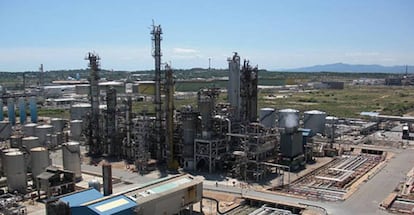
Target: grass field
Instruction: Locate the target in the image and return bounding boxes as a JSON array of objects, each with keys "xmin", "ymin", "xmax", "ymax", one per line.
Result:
[
  {"xmin": 37, "ymin": 85, "xmax": 414, "ymax": 119},
  {"xmin": 259, "ymin": 85, "xmax": 414, "ymax": 118}
]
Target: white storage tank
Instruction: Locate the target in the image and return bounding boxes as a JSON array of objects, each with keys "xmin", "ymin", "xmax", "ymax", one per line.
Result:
[
  {"xmin": 1, "ymin": 148, "xmax": 20, "ymax": 176},
  {"xmin": 5, "ymin": 151, "xmax": 27, "ymax": 193},
  {"xmin": 30, "ymin": 147, "xmax": 51, "ymax": 182},
  {"xmin": 62, "ymin": 141, "xmax": 82, "ymax": 180},
  {"xmin": 0, "ymin": 121, "xmax": 12, "ymax": 140},
  {"xmin": 35, "ymin": 124, "xmax": 53, "ymax": 146},
  {"xmin": 259, "ymin": 108, "xmax": 276, "ymax": 128},
  {"xmin": 278, "ymin": 108, "xmax": 300, "ymax": 128},
  {"xmin": 23, "ymin": 123, "xmax": 37, "ymax": 137},
  {"xmin": 70, "ymin": 103, "xmax": 91, "ymax": 120},
  {"xmin": 70, "ymin": 120, "xmax": 83, "ymax": 141},
  {"xmin": 304, "ymin": 110, "xmax": 326, "ymax": 135},
  {"xmin": 51, "ymin": 118, "xmax": 66, "ymax": 133},
  {"xmin": 22, "ymin": 136, "xmax": 40, "ymax": 150}
]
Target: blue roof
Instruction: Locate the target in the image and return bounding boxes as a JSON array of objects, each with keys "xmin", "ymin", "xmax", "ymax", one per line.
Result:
[
  {"xmin": 88, "ymin": 195, "xmax": 137, "ymax": 215},
  {"xmin": 60, "ymin": 189, "xmax": 103, "ymax": 207}
]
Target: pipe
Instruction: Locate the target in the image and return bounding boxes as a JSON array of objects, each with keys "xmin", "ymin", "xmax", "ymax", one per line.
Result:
[
  {"xmin": 102, "ymin": 163, "xmax": 113, "ymax": 196},
  {"xmin": 0, "ymin": 99, "xmax": 3, "ymax": 121},
  {"xmin": 225, "ymin": 117, "xmax": 231, "ymax": 141}
]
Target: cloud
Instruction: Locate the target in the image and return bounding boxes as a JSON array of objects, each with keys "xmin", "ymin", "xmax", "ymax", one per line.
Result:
[{"xmin": 172, "ymin": 48, "xmax": 199, "ymax": 54}]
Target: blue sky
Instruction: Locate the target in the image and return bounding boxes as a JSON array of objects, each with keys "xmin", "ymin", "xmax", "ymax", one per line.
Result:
[{"xmin": 0, "ymin": 0, "xmax": 413, "ymax": 72}]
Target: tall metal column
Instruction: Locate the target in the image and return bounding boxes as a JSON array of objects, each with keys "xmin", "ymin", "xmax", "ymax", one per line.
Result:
[
  {"xmin": 165, "ymin": 64, "xmax": 177, "ymax": 169},
  {"xmin": 151, "ymin": 24, "xmax": 163, "ymax": 161},
  {"xmin": 86, "ymin": 52, "xmax": 102, "ymax": 156}
]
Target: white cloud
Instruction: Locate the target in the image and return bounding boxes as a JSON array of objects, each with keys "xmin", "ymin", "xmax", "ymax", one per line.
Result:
[{"xmin": 172, "ymin": 48, "xmax": 199, "ymax": 54}]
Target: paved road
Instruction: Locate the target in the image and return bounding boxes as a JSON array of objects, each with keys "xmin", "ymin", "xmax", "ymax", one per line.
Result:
[{"xmin": 205, "ymin": 148, "xmax": 414, "ymax": 215}]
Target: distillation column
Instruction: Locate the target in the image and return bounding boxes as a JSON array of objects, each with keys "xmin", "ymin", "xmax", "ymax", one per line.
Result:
[
  {"xmin": 86, "ymin": 53, "xmax": 102, "ymax": 156},
  {"xmin": 151, "ymin": 24, "xmax": 164, "ymax": 161}
]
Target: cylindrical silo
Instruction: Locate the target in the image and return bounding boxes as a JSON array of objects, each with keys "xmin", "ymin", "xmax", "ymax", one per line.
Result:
[
  {"xmin": 5, "ymin": 151, "xmax": 27, "ymax": 193},
  {"xmin": 62, "ymin": 141, "xmax": 82, "ymax": 180},
  {"xmin": 278, "ymin": 108, "xmax": 300, "ymax": 129},
  {"xmin": 1, "ymin": 148, "xmax": 20, "ymax": 176},
  {"xmin": 304, "ymin": 110, "xmax": 327, "ymax": 135},
  {"xmin": 22, "ymin": 136, "xmax": 40, "ymax": 150},
  {"xmin": 260, "ymin": 108, "xmax": 276, "ymax": 128},
  {"xmin": 10, "ymin": 135, "xmax": 23, "ymax": 148},
  {"xmin": 29, "ymin": 96, "xmax": 38, "ymax": 123},
  {"xmin": 30, "ymin": 147, "xmax": 51, "ymax": 182},
  {"xmin": 0, "ymin": 121, "xmax": 12, "ymax": 140},
  {"xmin": 70, "ymin": 103, "xmax": 91, "ymax": 120},
  {"xmin": 23, "ymin": 123, "xmax": 37, "ymax": 137},
  {"xmin": 51, "ymin": 118, "xmax": 66, "ymax": 133},
  {"xmin": 7, "ymin": 98, "xmax": 15, "ymax": 126},
  {"xmin": 0, "ymin": 99, "xmax": 4, "ymax": 121},
  {"xmin": 35, "ymin": 124, "xmax": 53, "ymax": 146},
  {"xmin": 70, "ymin": 120, "xmax": 83, "ymax": 141},
  {"xmin": 18, "ymin": 97, "xmax": 26, "ymax": 124}
]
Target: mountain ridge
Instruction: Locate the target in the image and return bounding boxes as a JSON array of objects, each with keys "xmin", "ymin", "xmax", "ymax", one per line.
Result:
[{"xmin": 280, "ymin": 63, "xmax": 413, "ymax": 73}]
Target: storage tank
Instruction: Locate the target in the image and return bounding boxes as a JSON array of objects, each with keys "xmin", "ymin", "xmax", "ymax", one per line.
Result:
[
  {"xmin": 304, "ymin": 110, "xmax": 326, "ymax": 135},
  {"xmin": 0, "ymin": 121, "xmax": 12, "ymax": 140},
  {"xmin": 10, "ymin": 135, "xmax": 22, "ymax": 148},
  {"xmin": 23, "ymin": 123, "xmax": 37, "ymax": 136},
  {"xmin": 35, "ymin": 124, "xmax": 53, "ymax": 146},
  {"xmin": 1, "ymin": 148, "xmax": 20, "ymax": 176},
  {"xmin": 260, "ymin": 108, "xmax": 276, "ymax": 128},
  {"xmin": 18, "ymin": 97, "xmax": 26, "ymax": 124},
  {"xmin": 70, "ymin": 103, "xmax": 91, "ymax": 120},
  {"xmin": 278, "ymin": 109, "xmax": 300, "ymax": 129},
  {"xmin": 22, "ymin": 136, "xmax": 40, "ymax": 150},
  {"xmin": 62, "ymin": 141, "xmax": 82, "ymax": 180},
  {"xmin": 5, "ymin": 151, "xmax": 27, "ymax": 193},
  {"xmin": 29, "ymin": 96, "xmax": 37, "ymax": 123},
  {"xmin": 51, "ymin": 118, "xmax": 66, "ymax": 133},
  {"xmin": 7, "ymin": 98, "xmax": 15, "ymax": 126},
  {"xmin": 30, "ymin": 147, "xmax": 51, "ymax": 182},
  {"xmin": 70, "ymin": 120, "xmax": 83, "ymax": 141}
]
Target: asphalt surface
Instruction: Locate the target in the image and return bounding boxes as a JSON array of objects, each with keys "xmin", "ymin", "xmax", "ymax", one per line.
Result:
[{"xmin": 205, "ymin": 148, "xmax": 414, "ymax": 215}]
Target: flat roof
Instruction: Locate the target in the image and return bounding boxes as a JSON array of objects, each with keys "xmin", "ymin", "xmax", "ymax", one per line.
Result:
[
  {"xmin": 124, "ymin": 174, "xmax": 201, "ymax": 202},
  {"xmin": 60, "ymin": 189, "xmax": 103, "ymax": 207},
  {"xmin": 87, "ymin": 195, "xmax": 137, "ymax": 215}
]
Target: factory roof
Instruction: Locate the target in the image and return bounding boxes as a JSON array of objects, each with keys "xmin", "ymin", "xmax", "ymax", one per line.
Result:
[
  {"xmin": 124, "ymin": 174, "xmax": 201, "ymax": 203},
  {"xmin": 86, "ymin": 195, "xmax": 137, "ymax": 215},
  {"xmin": 60, "ymin": 188, "xmax": 103, "ymax": 207}
]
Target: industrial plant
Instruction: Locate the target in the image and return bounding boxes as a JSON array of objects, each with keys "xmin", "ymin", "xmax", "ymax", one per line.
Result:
[{"xmin": 0, "ymin": 24, "xmax": 413, "ymax": 215}]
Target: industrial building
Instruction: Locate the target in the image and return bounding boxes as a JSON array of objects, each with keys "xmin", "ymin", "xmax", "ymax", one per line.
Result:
[{"xmin": 0, "ymin": 23, "xmax": 412, "ymax": 215}]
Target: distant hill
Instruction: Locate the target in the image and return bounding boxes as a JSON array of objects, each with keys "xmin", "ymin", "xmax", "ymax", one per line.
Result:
[{"xmin": 283, "ymin": 63, "xmax": 413, "ymax": 73}]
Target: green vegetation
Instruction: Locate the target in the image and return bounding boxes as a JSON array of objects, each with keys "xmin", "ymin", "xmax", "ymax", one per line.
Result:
[{"xmin": 259, "ymin": 86, "xmax": 414, "ymax": 118}]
